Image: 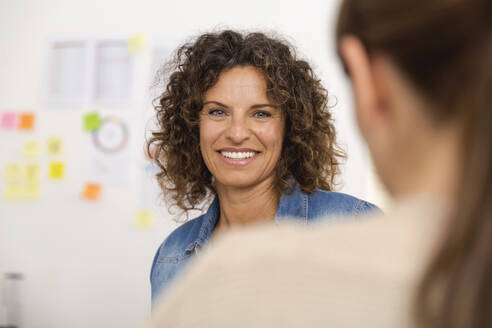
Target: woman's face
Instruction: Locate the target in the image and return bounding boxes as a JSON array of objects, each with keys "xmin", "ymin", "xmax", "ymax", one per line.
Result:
[{"xmin": 199, "ymin": 66, "xmax": 285, "ymax": 191}]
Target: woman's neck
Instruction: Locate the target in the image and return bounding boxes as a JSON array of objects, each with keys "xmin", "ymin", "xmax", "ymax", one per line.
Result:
[
  {"xmin": 214, "ymin": 178, "xmax": 280, "ymax": 232},
  {"xmin": 393, "ymin": 119, "xmax": 463, "ymax": 203}
]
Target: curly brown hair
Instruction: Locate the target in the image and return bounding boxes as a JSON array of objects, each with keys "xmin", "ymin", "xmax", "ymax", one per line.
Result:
[{"xmin": 148, "ymin": 30, "xmax": 345, "ymax": 213}]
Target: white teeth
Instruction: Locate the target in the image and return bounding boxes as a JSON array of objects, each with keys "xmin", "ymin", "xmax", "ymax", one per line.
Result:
[{"xmin": 220, "ymin": 151, "xmax": 256, "ymax": 159}]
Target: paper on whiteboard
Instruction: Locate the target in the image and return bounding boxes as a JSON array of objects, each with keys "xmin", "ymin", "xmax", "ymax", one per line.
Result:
[
  {"xmin": 48, "ymin": 41, "xmax": 88, "ymax": 102},
  {"xmin": 86, "ymin": 115, "xmax": 131, "ymax": 186},
  {"xmin": 94, "ymin": 41, "xmax": 133, "ymax": 104}
]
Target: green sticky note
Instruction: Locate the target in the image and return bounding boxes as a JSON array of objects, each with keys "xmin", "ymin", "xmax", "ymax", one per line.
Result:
[{"xmin": 83, "ymin": 112, "xmax": 101, "ymax": 132}]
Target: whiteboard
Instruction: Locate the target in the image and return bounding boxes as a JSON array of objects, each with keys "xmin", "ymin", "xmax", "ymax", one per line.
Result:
[{"xmin": 0, "ymin": 0, "xmax": 386, "ymax": 327}]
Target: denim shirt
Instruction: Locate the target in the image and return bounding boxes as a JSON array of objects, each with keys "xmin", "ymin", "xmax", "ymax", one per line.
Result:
[{"xmin": 150, "ymin": 186, "xmax": 379, "ymax": 305}]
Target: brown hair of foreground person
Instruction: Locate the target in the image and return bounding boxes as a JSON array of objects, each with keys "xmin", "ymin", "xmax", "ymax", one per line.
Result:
[
  {"xmin": 147, "ymin": 30, "xmax": 344, "ymax": 213},
  {"xmin": 337, "ymin": 1, "xmax": 492, "ymax": 327}
]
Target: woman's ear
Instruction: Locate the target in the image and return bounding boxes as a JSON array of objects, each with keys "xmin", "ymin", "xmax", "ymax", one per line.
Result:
[{"xmin": 339, "ymin": 36, "xmax": 382, "ymax": 138}]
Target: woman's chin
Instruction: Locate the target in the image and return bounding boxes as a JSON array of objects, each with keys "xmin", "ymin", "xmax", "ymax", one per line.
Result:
[{"xmin": 215, "ymin": 176, "xmax": 265, "ymax": 191}]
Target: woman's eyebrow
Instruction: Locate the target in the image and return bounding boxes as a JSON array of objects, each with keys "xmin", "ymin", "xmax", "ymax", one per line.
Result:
[
  {"xmin": 250, "ymin": 104, "xmax": 279, "ymax": 109},
  {"xmin": 202, "ymin": 101, "xmax": 229, "ymax": 108},
  {"xmin": 203, "ymin": 101, "xmax": 278, "ymax": 110}
]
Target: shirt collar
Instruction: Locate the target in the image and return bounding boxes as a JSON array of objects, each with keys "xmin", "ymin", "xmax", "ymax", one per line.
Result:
[
  {"xmin": 188, "ymin": 185, "xmax": 308, "ymax": 252},
  {"xmin": 275, "ymin": 184, "xmax": 308, "ymax": 224},
  {"xmin": 197, "ymin": 196, "xmax": 220, "ymax": 246},
  {"xmin": 184, "ymin": 196, "xmax": 220, "ymax": 253}
]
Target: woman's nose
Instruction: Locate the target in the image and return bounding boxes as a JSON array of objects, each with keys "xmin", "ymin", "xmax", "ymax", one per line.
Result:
[{"xmin": 224, "ymin": 116, "xmax": 251, "ymax": 144}]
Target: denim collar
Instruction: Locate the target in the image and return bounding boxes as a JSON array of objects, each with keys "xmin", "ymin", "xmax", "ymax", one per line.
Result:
[
  {"xmin": 186, "ymin": 186, "xmax": 308, "ymax": 253},
  {"xmin": 275, "ymin": 185, "xmax": 308, "ymax": 223}
]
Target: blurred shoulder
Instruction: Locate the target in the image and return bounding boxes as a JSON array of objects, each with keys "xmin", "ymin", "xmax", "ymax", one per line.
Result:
[{"xmin": 146, "ymin": 200, "xmax": 446, "ymax": 327}]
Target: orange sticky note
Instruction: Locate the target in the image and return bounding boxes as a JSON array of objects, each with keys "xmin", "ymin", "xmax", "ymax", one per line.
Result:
[
  {"xmin": 134, "ymin": 209, "xmax": 155, "ymax": 229},
  {"xmin": 81, "ymin": 183, "xmax": 101, "ymax": 200},
  {"xmin": 18, "ymin": 113, "xmax": 35, "ymax": 131},
  {"xmin": 48, "ymin": 161, "xmax": 65, "ymax": 179}
]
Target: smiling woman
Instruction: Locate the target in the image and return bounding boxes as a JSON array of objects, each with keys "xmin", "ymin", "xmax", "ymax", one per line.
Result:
[
  {"xmin": 199, "ymin": 66, "xmax": 286, "ymax": 230},
  {"xmin": 147, "ymin": 30, "xmax": 379, "ymax": 305}
]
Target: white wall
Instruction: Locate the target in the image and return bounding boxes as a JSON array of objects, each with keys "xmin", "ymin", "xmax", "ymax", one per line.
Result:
[{"xmin": 0, "ymin": 0, "xmax": 385, "ymax": 327}]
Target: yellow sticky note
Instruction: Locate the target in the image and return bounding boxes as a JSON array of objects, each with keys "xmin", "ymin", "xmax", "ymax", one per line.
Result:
[
  {"xmin": 3, "ymin": 181, "xmax": 22, "ymax": 200},
  {"xmin": 22, "ymin": 140, "xmax": 40, "ymax": 157},
  {"xmin": 48, "ymin": 161, "xmax": 65, "ymax": 179},
  {"xmin": 3, "ymin": 163, "xmax": 21, "ymax": 180},
  {"xmin": 22, "ymin": 182, "xmax": 40, "ymax": 200},
  {"xmin": 81, "ymin": 183, "xmax": 102, "ymax": 200},
  {"xmin": 23, "ymin": 163, "xmax": 40, "ymax": 181},
  {"xmin": 128, "ymin": 34, "xmax": 145, "ymax": 53},
  {"xmin": 134, "ymin": 209, "xmax": 155, "ymax": 229},
  {"xmin": 46, "ymin": 137, "xmax": 63, "ymax": 155}
]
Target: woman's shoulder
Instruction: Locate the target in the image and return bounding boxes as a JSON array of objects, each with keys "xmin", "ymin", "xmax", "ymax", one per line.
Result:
[
  {"xmin": 307, "ymin": 189, "xmax": 381, "ymax": 220},
  {"xmin": 150, "ymin": 213, "xmax": 208, "ymax": 304},
  {"xmin": 155, "ymin": 214, "xmax": 205, "ymax": 260},
  {"xmin": 155, "ymin": 197, "xmax": 220, "ymax": 260}
]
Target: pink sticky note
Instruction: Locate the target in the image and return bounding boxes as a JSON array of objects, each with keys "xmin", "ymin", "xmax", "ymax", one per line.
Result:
[{"xmin": 0, "ymin": 112, "xmax": 17, "ymax": 129}]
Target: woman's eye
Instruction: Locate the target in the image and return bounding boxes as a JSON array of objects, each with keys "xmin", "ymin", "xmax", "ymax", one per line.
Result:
[
  {"xmin": 253, "ymin": 111, "xmax": 272, "ymax": 119},
  {"xmin": 208, "ymin": 109, "xmax": 226, "ymax": 116}
]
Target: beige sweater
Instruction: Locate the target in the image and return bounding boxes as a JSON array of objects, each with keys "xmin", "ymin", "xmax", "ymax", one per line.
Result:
[{"xmin": 141, "ymin": 198, "xmax": 447, "ymax": 328}]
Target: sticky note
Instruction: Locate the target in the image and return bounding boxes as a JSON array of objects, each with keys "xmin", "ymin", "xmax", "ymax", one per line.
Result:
[
  {"xmin": 48, "ymin": 161, "xmax": 65, "ymax": 179},
  {"xmin": 22, "ymin": 140, "xmax": 40, "ymax": 157},
  {"xmin": 81, "ymin": 183, "xmax": 101, "ymax": 200},
  {"xmin": 18, "ymin": 113, "xmax": 35, "ymax": 131},
  {"xmin": 46, "ymin": 137, "xmax": 63, "ymax": 155},
  {"xmin": 23, "ymin": 163, "xmax": 40, "ymax": 181},
  {"xmin": 134, "ymin": 209, "xmax": 155, "ymax": 229},
  {"xmin": 3, "ymin": 163, "xmax": 21, "ymax": 180},
  {"xmin": 128, "ymin": 34, "xmax": 145, "ymax": 53},
  {"xmin": 83, "ymin": 112, "xmax": 101, "ymax": 132},
  {"xmin": 22, "ymin": 182, "xmax": 40, "ymax": 200},
  {"xmin": 0, "ymin": 112, "xmax": 17, "ymax": 129},
  {"xmin": 3, "ymin": 181, "xmax": 22, "ymax": 200}
]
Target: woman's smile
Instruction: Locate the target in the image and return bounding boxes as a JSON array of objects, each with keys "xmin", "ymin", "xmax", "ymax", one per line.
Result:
[{"xmin": 217, "ymin": 148, "xmax": 261, "ymax": 167}]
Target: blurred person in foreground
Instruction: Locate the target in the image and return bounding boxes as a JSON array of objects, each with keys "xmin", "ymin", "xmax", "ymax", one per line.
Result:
[
  {"xmin": 139, "ymin": 0, "xmax": 492, "ymax": 327},
  {"xmin": 147, "ymin": 30, "xmax": 378, "ymax": 305}
]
